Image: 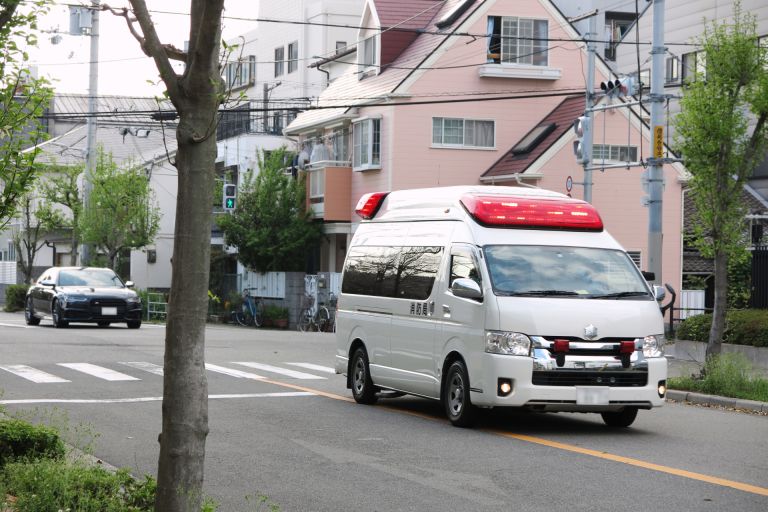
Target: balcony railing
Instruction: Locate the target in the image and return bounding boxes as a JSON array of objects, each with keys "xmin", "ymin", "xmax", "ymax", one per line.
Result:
[{"xmin": 217, "ymin": 99, "xmax": 311, "ymax": 140}]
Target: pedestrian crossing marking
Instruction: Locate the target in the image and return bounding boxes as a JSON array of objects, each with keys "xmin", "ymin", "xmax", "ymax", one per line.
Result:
[
  {"xmin": 57, "ymin": 363, "xmax": 140, "ymax": 381},
  {"xmin": 0, "ymin": 392, "xmax": 316, "ymax": 405},
  {"xmin": 0, "ymin": 364, "xmax": 70, "ymax": 383},
  {"xmin": 233, "ymin": 362, "xmax": 326, "ymax": 380},
  {"xmin": 286, "ymin": 363, "xmax": 335, "ymax": 374},
  {"xmin": 119, "ymin": 361, "xmax": 164, "ymax": 376},
  {"xmin": 205, "ymin": 363, "xmax": 265, "ymax": 380}
]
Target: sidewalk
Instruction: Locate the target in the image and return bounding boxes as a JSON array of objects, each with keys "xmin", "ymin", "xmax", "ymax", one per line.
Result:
[{"xmin": 665, "ymin": 343, "xmax": 768, "ymax": 414}]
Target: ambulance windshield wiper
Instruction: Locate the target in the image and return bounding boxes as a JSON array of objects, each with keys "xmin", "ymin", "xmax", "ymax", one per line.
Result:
[
  {"xmin": 506, "ymin": 290, "xmax": 580, "ymax": 297},
  {"xmin": 589, "ymin": 291, "xmax": 650, "ymax": 299}
]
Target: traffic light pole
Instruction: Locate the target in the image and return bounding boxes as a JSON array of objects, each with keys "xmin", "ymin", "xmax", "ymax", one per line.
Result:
[{"xmin": 647, "ymin": 0, "xmax": 666, "ymax": 284}]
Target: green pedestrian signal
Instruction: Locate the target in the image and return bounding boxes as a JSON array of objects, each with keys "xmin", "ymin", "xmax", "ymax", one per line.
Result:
[{"xmin": 223, "ymin": 184, "xmax": 237, "ymax": 211}]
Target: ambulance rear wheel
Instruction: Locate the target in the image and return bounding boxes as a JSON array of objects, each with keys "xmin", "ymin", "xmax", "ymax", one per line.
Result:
[
  {"xmin": 351, "ymin": 347, "xmax": 377, "ymax": 405},
  {"xmin": 443, "ymin": 360, "xmax": 476, "ymax": 427},
  {"xmin": 601, "ymin": 407, "xmax": 638, "ymax": 427}
]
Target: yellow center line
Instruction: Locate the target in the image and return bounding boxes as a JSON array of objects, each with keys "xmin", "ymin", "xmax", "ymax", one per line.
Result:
[{"xmin": 259, "ymin": 376, "xmax": 768, "ymax": 497}]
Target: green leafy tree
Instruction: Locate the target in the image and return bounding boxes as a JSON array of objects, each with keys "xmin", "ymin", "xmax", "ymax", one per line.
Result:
[
  {"xmin": 79, "ymin": 149, "xmax": 161, "ymax": 270},
  {"xmin": 219, "ymin": 148, "xmax": 324, "ymax": 272},
  {"xmin": 37, "ymin": 163, "xmax": 83, "ymax": 266},
  {"xmin": 675, "ymin": 4, "xmax": 768, "ymax": 357},
  {"xmin": 0, "ymin": 0, "xmax": 53, "ymax": 229},
  {"xmin": 11, "ymin": 188, "xmax": 57, "ymax": 284}
]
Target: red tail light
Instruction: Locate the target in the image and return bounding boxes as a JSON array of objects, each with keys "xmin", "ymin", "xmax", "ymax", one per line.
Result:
[
  {"xmin": 355, "ymin": 192, "xmax": 389, "ymax": 219},
  {"xmin": 460, "ymin": 194, "xmax": 603, "ymax": 231}
]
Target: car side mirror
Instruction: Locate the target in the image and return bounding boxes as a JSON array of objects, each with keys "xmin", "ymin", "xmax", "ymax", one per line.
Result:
[
  {"xmin": 452, "ymin": 278, "xmax": 483, "ymax": 300},
  {"xmin": 125, "ymin": 281, "xmax": 135, "ymax": 288},
  {"xmin": 652, "ymin": 285, "xmax": 666, "ymax": 302}
]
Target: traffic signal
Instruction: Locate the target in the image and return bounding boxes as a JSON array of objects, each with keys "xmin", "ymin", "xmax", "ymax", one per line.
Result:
[
  {"xmin": 222, "ymin": 183, "xmax": 236, "ymax": 211},
  {"xmin": 572, "ymin": 115, "xmax": 590, "ymax": 164},
  {"xmin": 600, "ymin": 76, "xmax": 637, "ymax": 98}
]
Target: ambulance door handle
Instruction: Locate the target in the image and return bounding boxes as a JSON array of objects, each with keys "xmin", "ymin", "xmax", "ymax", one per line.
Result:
[{"xmin": 442, "ymin": 304, "xmax": 451, "ymax": 317}]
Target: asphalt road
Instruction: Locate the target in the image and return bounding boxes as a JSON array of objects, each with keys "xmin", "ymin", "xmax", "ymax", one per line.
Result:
[{"xmin": 1, "ymin": 311, "xmax": 767, "ymax": 512}]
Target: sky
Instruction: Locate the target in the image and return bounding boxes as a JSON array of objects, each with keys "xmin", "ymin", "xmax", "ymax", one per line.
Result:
[{"xmin": 28, "ymin": 1, "xmax": 258, "ymax": 97}]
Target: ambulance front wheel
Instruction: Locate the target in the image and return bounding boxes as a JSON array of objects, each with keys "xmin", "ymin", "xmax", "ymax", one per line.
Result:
[
  {"xmin": 443, "ymin": 359, "xmax": 476, "ymax": 427},
  {"xmin": 351, "ymin": 347, "xmax": 378, "ymax": 405}
]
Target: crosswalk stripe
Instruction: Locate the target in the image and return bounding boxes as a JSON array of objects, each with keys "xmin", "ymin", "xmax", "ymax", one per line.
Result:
[
  {"xmin": 119, "ymin": 361, "xmax": 164, "ymax": 376},
  {"xmin": 205, "ymin": 364, "xmax": 265, "ymax": 380},
  {"xmin": 233, "ymin": 362, "xmax": 326, "ymax": 380},
  {"xmin": 0, "ymin": 364, "xmax": 70, "ymax": 383},
  {"xmin": 57, "ymin": 363, "xmax": 140, "ymax": 381},
  {"xmin": 286, "ymin": 362, "xmax": 335, "ymax": 374}
]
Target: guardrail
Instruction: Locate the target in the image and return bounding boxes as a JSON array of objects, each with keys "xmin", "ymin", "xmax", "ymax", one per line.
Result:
[{"xmin": 146, "ymin": 292, "xmax": 167, "ymax": 322}]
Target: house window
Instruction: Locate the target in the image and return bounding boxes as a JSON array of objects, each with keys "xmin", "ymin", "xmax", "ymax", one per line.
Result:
[
  {"xmin": 665, "ymin": 56, "xmax": 680, "ymax": 83},
  {"xmin": 353, "ymin": 118, "xmax": 381, "ymax": 170},
  {"xmin": 288, "ymin": 41, "xmax": 298, "ymax": 73},
  {"xmin": 223, "ymin": 55, "xmax": 255, "ymax": 89},
  {"xmin": 359, "ymin": 35, "xmax": 378, "ymax": 78},
  {"xmin": 309, "ymin": 167, "xmax": 325, "ymax": 198},
  {"xmin": 331, "ymin": 127, "xmax": 349, "ymax": 162},
  {"xmin": 682, "ymin": 51, "xmax": 706, "ymax": 82},
  {"xmin": 593, "ymin": 144, "xmax": 638, "ymax": 162},
  {"xmin": 488, "ymin": 16, "xmax": 548, "ymax": 66},
  {"xmin": 274, "ymin": 46, "xmax": 284, "ymax": 77},
  {"xmin": 432, "ymin": 118, "xmax": 495, "ymax": 149}
]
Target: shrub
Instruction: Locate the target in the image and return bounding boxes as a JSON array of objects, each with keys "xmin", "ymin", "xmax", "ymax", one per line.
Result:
[
  {"xmin": 668, "ymin": 353, "xmax": 768, "ymax": 402},
  {"xmin": 676, "ymin": 310, "xmax": 768, "ymax": 347},
  {"xmin": 1, "ymin": 459, "xmax": 156, "ymax": 511},
  {"xmin": 263, "ymin": 304, "xmax": 289, "ymax": 321},
  {"xmin": 4, "ymin": 284, "xmax": 28, "ymax": 312},
  {"xmin": 0, "ymin": 419, "xmax": 65, "ymax": 467}
]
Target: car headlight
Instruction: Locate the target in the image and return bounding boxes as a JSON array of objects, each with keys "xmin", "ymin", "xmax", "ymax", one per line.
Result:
[
  {"xmin": 486, "ymin": 331, "xmax": 531, "ymax": 356},
  {"xmin": 126, "ymin": 296, "xmax": 141, "ymax": 304},
  {"xmin": 642, "ymin": 334, "xmax": 665, "ymax": 357},
  {"xmin": 64, "ymin": 295, "xmax": 89, "ymax": 305}
]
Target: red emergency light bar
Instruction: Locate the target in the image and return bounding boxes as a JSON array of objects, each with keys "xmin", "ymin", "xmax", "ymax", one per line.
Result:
[
  {"xmin": 355, "ymin": 191, "xmax": 389, "ymax": 219},
  {"xmin": 460, "ymin": 194, "xmax": 603, "ymax": 231}
]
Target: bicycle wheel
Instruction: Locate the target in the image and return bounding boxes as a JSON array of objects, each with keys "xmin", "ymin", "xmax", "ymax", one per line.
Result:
[
  {"xmin": 253, "ymin": 301, "xmax": 265, "ymax": 328},
  {"xmin": 298, "ymin": 308, "xmax": 313, "ymax": 332},
  {"xmin": 316, "ymin": 307, "xmax": 330, "ymax": 332},
  {"xmin": 238, "ymin": 303, "xmax": 253, "ymax": 326}
]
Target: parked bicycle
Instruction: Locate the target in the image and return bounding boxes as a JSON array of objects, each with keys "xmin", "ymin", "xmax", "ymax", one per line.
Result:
[
  {"xmin": 233, "ymin": 288, "xmax": 264, "ymax": 327},
  {"xmin": 297, "ymin": 294, "xmax": 331, "ymax": 332}
]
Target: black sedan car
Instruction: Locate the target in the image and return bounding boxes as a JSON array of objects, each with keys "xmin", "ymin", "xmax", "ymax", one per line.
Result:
[{"xmin": 25, "ymin": 267, "xmax": 142, "ymax": 328}]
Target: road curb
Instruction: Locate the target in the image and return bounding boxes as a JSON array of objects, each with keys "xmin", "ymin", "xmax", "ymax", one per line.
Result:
[{"xmin": 666, "ymin": 389, "xmax": 768, "ymax": 413}]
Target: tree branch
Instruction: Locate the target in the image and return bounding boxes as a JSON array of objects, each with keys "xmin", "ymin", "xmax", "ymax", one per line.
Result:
[{"xmin": 0, "ymin": 0, "xmax": 20, "ymax": 33}]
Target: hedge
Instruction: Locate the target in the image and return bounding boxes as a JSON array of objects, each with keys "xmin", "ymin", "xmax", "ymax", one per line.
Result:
[
  {"xmin": 676, "ymin": 310, "xmax": 768, "ymax": 347},
  {"xmin": 0, "ymin": 419, "xmax": 65, "ymax": 467},
  {"xmin": 4, "ymin": 284, "xmax": 28, "ymax": 312}
]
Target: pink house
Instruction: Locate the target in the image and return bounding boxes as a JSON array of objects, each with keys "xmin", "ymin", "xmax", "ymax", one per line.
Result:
[{"xmin": 285, "ymin": 0, "xmax": 687, "ymax": 294}]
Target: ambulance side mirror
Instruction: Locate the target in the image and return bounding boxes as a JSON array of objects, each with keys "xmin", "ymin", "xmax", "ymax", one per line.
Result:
[
  {"xmin": 452, "ymin": 278, "xmax": 483, "ymax": 300},
  {"xmin": 652, "ymin": 285, "xmax": 666, "ymax": 302}
]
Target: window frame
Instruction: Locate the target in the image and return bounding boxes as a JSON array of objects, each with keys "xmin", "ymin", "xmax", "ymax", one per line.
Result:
[
  {"xmin": 223, "ymin": 55, "xmax": 255, "ymax": 89},
  {"xmin": 352, "ymin": 117, "xmax": 381, "ymax": 171},
  {"xmin": 592, "ymin": 144, "xmax": 639, "ymax": 163},
  {"xmin": 287, "ymin": 41, "xmax": 298, "ymax": 74},
  {"xmin": 358, "ymin": 34, "xmax": 379, "ymax": 78},
  {"xmin": 488, "ymin": 16, "xmax": 549, "ymax": 67},
  {"xmin": 431, "ymin": 117, "xmax": 496, "ymax": 150},
  {"xmin": 274, "ymin": 46, "xmax": 285, "ymax": 77}
]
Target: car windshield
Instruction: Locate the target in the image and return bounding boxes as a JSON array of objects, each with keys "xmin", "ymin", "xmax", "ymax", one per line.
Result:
[
  {"xmin": 58, "ymin": 269, "xmax": 124, "ymax": 288},
  {"xmin": 484, "ymin": 245, "xmax": 651, "ymax": 299}
]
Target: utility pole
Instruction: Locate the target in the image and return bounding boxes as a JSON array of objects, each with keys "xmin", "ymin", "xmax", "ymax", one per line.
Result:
[
  {"xmin": 582, "ymin": 14, "xmax": 597, "ymax": 203},
  {"xmin": 647, "ymin": 0, "xmax": 665, "ymax": 283},
  {"xmin": 263, "ymin": 81, "xmax": 281, "ymax": 134}
]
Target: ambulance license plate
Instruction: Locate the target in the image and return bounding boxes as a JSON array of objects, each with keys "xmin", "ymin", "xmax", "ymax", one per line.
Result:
[
  {"xmin": 576, "ymin": 386, "xmax": 609, "ymax": 405},
  {"xmin": 101, "ymin": 307, "xmax": 117, "ymax": 316}
]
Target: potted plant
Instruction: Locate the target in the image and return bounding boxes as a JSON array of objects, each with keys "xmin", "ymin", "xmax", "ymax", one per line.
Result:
[{"xmin": 264, "ymin": 304, "xmax": 289, "ymax": 329}]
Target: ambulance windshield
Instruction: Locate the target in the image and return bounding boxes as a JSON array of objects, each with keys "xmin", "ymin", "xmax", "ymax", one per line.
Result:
[{"xmin": 484, "ymin": 245, "xmax": 651, "ymax": 299}]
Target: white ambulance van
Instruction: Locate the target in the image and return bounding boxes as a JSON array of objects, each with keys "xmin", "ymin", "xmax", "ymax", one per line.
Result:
[{"xmin": 335, "ymin": 186, "xmax": 667, "ymax": 427}]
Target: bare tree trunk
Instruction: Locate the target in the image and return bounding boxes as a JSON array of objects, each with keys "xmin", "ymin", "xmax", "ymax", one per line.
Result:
[{"xmin": 707, "ymin": 249, "xmax": 729, "ymax": 358}]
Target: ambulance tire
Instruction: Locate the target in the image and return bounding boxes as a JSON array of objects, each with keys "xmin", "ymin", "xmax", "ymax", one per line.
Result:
[
  {"xmin": 601, "ymin": 407, "xmax": 638, "ymax": 427},
  {"xmin": 443, "ymin": 359, "xmax": 476, "ymax": 427},
  {"xmin": 351, "ymin": 347, "xmax": 378, "ymax": 405}
]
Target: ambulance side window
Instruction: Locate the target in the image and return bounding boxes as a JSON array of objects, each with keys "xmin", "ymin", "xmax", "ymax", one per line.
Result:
[{"xmin": 451, "ymin": 252, "xmax": 481, "ymax": 287}]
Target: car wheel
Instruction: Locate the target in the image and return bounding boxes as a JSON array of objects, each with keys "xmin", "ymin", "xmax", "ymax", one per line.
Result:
[
  {"xmin": 97, "ymin": 321, "xmax": 110, "ymax": 327},
  {"xmin": 443, "ymin": 359, "xmax": 476, "ymax": 427},
  {"xmin": 350, "ymin": 347, "xmax": 378, "ymax": 404},
  {"xmin": 51, "ymin": 299, "xmax": 68, "ymax": 328},
  {"xmin": 601, "ymin": 407, "xmax": 638, "ymax": 428},
  {"xmin": 127, "ymin": 320, "xmax": 142, "ymax": 329},
  {"xmin": 25, "ymin": 297, "xmax": 40, "ymax": 326}
]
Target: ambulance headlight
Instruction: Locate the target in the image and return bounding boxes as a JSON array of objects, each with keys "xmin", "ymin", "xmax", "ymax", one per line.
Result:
[
  {"xmin": 642, "ymin": 334, "xmax": 665, "ymax": 357},
  {"xmin": 486, "ymin": 331, "xmax": 531, "ymax": 356}
]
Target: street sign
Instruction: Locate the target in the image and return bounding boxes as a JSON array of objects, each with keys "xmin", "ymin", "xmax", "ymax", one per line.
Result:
[
  {"xmin": 566, "ymin": 175, "xmax": 573, "ymax": 192},
  {"xmin": 653, "ymin": 126, "xmax": 664, "ymax": 159}
]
